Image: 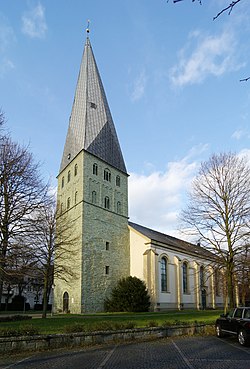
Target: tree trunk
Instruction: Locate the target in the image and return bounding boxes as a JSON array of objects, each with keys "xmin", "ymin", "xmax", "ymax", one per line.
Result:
[
  {"xmin": 42, "ymin": 273, "xmax": 48, "ymax": 319},
  {"xmin": 227, "ymin": 269, "xmax": 234, "ymax": 308}
]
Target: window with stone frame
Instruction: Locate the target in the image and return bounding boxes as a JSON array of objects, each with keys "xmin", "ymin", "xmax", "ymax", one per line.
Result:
[
  {"xmin": 104, "ymin": 196, "xmax": 110, "ymax": 209},
  {"xmin": 74, "ymin": 163, "xmax": 78, "ymax": 176},
  {"xmin": 117, "ymin": 201, "xmax": 121, "ymax": 214},
  {"xmin": 92, "ymin": 191, "xmax": 97, "ymax": 204},
  {"xmin": 67, "ymin": 197, "xmax": 70, "ymax": 209},
  {"xmin": 161, "ymin": 257, "xmax": 168, "ymax": 292},
  {"xmin": 183, "ymin": 262, "xmax": 188, "ymax": 294},
  {"xmin": 116, "ymin": 175, "xmax": 120, "ymax": 186},
  {"xmin": 62, "ymin": 176, "xmax": 64, "ymax": 188},
  {"xmin": 200, "ymin": 266, "xmax": 205, "ymax": 287},
  {"xmin": 93, "ymin": 163, "xmax": 98, "ymax": 175},
  {"xmin": 104, "ymin": 168, "xmax": 111, "ymax": 182},
  {"xmin": 67, "ymin": 170, "xmax": 71, "ymax": 183}
]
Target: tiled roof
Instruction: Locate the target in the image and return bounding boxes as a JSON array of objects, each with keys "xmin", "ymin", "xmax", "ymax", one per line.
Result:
[
  {"xmin": 59, "ymin": 37, "xmax": 127, "ymax": 174},
  {"xmin": 129, "ymin": 221, "xmax": 215, "ymax": 260}
]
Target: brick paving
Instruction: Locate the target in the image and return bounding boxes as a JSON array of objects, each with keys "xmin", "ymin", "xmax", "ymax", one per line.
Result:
[{"xmin": 0, "ymin": 336, "xmax": 250, "ymax": 369}]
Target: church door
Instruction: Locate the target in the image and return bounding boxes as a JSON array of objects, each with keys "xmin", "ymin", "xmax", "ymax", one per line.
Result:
[{"xmin": 63, "ymin": 291, "xmax": 69, "ymax": 313}]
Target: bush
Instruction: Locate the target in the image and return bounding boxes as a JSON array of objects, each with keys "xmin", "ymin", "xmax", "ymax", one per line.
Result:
[
  {"xmin": 0, "ymin": 315, "xmax": 32, "ymax": 323},
  {"xmin": 0, "ymin": 324, "xmax": 40, "ymax": 337},
  {"xmin": 64, "ymin": 323, "xmax": 86, "ymax": 333},
  {"xmin": 104, "ymin": 276, "xmax": 150, "ymax": 312}
]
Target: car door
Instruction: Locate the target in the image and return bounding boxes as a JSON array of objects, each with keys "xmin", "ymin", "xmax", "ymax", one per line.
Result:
[
  {"xmin": 220, "ymin": 309, "xmax": 234, "ymax": 332},
  {"xmin": 230, "ymin": 308, "xmax": 243, "ymax": 334}
]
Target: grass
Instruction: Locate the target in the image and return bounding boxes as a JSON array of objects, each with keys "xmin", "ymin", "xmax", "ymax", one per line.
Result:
[{"xmin": 0, "ymin": 310, "xmax": 222, "ymax": 335}]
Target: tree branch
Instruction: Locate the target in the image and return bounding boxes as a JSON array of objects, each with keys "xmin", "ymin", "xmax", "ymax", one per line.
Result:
[{"xmin": 213, "ymin": 0, "xmax": 242, "ymax": 20}]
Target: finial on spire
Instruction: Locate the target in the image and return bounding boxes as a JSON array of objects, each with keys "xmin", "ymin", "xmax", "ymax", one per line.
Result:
[{"xmin": 86, "ymin": 19, "xmax": 90, "ymax": 35}]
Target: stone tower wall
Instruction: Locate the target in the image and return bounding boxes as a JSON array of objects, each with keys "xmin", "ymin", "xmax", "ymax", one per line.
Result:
[{"xmin": 54, "ymin": 150, "xmax": 130, "ymax": 313}]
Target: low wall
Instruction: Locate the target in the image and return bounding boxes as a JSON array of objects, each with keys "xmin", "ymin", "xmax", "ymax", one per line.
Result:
[{"xmin": 0, "ymin": 324, "xmax": 211, "ymax": 353}]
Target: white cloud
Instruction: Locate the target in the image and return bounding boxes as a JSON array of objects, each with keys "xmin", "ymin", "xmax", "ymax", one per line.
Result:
[
  {"xmin": 0, "ymin": 58, "xmax": 15, "ymax": 78},
  {"xmin": 232, "ymin": 129, "xmax": 244, "ymax": 140},
  {"xmin": 170, "ymin": 28, "xmax": 243, "ymax": 87},
  {"xmin": 0, "ymin": 14, "xmax": 15, "ymax": 77},
  {"xmin": 238, "ymin": 148, "xmax": 250, "ymax": 163},
  {"xmin": 22, "ymin": 2, "xmax": 47, "ymax": 39},
  {"xmin": 131, "ymin": 69, "xmax": 147, "ymax": 102},
  {"xmin": 128, "ymin": 145, "xmax": 208, "ymax": 235}
]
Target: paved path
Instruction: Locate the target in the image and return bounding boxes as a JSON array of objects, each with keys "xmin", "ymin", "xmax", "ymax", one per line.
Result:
[{"xmin": 1, "ymin": 336, "xmax": 250, "ymax": 369}]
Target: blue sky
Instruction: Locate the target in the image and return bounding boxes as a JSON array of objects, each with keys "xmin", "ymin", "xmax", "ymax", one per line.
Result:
[{"xmin": 1, "ymin": 0, "xmax": 250, "ymax": 238}]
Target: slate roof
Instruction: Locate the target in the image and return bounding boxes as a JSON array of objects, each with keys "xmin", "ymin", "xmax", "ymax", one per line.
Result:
[
  {"xmin": 59, "ymin": 37, "xmax": 127, "ymax": 174},
  {"xmin": 129, "ymin": 221, "xmax": 215, "ymax": 260}
]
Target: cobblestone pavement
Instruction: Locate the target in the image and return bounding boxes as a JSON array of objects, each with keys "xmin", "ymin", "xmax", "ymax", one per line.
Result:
[{"xmin": 1, "ymin": 336, "xmax": 250, "ymax": 369}]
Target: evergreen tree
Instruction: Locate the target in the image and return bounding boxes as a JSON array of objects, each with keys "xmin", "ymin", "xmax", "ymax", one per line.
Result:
[{"xmin": 104, "ymin": 276, "xmax": 150, "ymax": 312}]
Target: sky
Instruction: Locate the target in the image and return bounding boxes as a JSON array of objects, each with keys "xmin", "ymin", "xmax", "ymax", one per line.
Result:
[{"xmin": 1, "ymin": 0, "xmax": 250, "ymax": 239}]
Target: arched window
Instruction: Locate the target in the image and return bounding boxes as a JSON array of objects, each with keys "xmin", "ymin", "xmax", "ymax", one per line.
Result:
[
  {"xmin": 67, "ymin": 197, "xmax": 71, "ymax": 209},
  {"xmin": 200, "ymin": 266, "xmax": 205, "ymax": 287},
  {"xmin": 92, "ymin": 191, "xmax": 97, "ymax": 204},
  {"xmin": 61, "ymin": 176, "xmax": 64, "ymax": 188},
  {"xmin": 63, "ymin": 291, "xmax": 69, "ymax": 313},
  {"xmin": 104, "ymin": 196, "xmax": 110, "ymax": 209},
  {"xmin": 74, "ymin": 163, "xmax": 78, "ymax": 176},
  {"xmin": 67, "ymin": 170, "xmax": 71, "ymax": 183},
  {"xmin": 116, "ymin": 175, "xmax": 120, "ymax": 187},
  {"xmin": 75, "ymin": 191, "xmax": 78, "ymax": 204},
  {"xmin": 104, "ymin": 169, "xmax": 111, "ymax": 182},
  {"xmin": 61, "ymin": 202, "xmax": 63, "ymax": 214},
  {"xmin": 215, "ymin": 268, "xmax": 220, "ymax": 296},
  {"xmin": 161, "ymin": 257, "xmax": 168, "ymax": 292},
  {"xmin": 117, "ymin": 201, "xmax": 121, "ymax": 214},
  {"xmin": 93, "ymin": 163, "xmax": 98, "ymax": 175},
  {"xmin": 183, "ymin": 262, "xmax": 188, "ymax": 294}
]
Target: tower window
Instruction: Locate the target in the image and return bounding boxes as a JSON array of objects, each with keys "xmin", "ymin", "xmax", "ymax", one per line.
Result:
[
  {"xmin": 92, "ymin": 191, "xmax": 97, "ymax": 204},
  {"xmin": 62, "ymin": 176, "xmax": 64, "ymax": 188},
  {"xmin": 75, "ymin": 191, "xmax": 78, "ymax": 204},
  {"xmin": 93, "ymin": 163, "xmax": 98, "ymax": 175},
  {"xmin": 104, "ymin": 169, "xmax": 111, "ymax": 182},
  {"xmin": 74, "ymin": 164, "xmax": 78, "ymax": 176},
  {"xmin": 116, "ymin": 175, "xmax": 120, "ymax": 187},
  {"xmin": 105, "ymin": 266, "xmax": 109, "ymax": 275},
  {"xmin": 106, "ymin": 242, "xmax": 110, "ymax": 250},
  {"xmin": 117, "ymin": 201, "xmax": 121, "ymax": 214},
  {"xmin": 67, "ymin": 170, "xmax": 71, "ymax": 183},
  {"xmin": 67, "ymin": 197, "xmax": 71, "ymax": 209},
  {"xmin": 104, "ymin": 196, "xmax": 110, "ymax": 209}
]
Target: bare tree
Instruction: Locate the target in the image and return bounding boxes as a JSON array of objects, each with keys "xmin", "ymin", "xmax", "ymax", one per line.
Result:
[
  {"xmin": 235, "ymin": 243, "xmax": 250, "ymax": 305},
  {"xmin": 30, "ymin": 196, "xmax": 78, "ymax": 318},
  {"xmin": 0, "ymin": 135, "xmax": 46, "ymax": 309},
  {"xmin": 169, "ymin": 0, "xmax": 242, "ymax": 19},
  {"xmin": 181, "ymin": 152, "xmax": 250, "ymax": 310}
]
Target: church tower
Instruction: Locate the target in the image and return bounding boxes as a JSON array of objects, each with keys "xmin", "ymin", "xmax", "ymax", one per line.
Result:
[{"xmin": 54, "ymin": 35, "xmax": 130, "ymax": 313}]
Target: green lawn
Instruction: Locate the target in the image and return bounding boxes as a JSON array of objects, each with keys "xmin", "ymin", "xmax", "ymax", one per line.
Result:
[{"xmin": 0, "ymin": 310, "xmax": 222, "ymax": 335}]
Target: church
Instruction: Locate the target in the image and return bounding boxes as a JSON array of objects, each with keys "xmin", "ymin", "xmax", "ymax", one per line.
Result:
[{"xmin": 53, "ymin": 35, "xmax": 224, "ymax": 313}]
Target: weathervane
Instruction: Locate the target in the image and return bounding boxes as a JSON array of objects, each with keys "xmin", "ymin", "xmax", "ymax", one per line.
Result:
[{"xmin": 86, "ymin": 19, "xmax": 90, "ymax": 35}]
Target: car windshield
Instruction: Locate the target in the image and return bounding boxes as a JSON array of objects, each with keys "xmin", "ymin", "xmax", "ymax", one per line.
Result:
[{"xmin": 227, "ymin": 309, "xmax": 235, "ymax": 318}]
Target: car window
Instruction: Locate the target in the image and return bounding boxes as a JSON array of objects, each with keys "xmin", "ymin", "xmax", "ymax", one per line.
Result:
[
  {"xmin": 234, "ymin": 309, "xmax": 243, "ymax": 318},
  {"xmin": 228, "ymin": 309, "xmax": 235, "ymax": 318},
  {"xmin": 244, "ymin": 309, "xmax": 250, "ymax": 319}
]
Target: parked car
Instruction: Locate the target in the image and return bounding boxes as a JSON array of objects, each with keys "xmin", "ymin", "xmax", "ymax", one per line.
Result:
[{"xmin": 215, "ymin": 307, "xmax": 250, "ymax": 346}]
